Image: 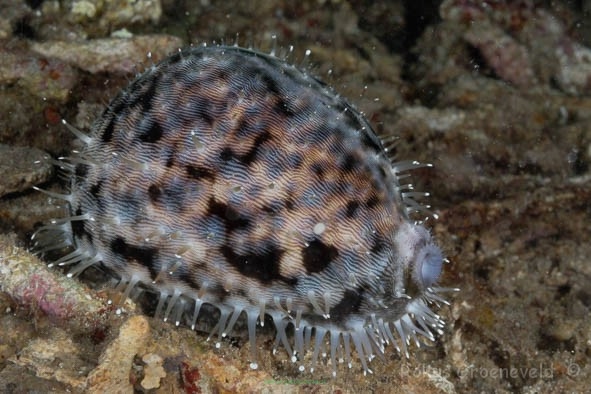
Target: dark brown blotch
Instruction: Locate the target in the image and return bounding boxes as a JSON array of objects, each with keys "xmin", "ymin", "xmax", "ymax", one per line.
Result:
[
  {"xmin": 359, "ymin": 125, "xmax": 383, "ymax": 152},
  {"xmin": 148, "ymin": 184, "xmax": 161, "ymax": 202},
  {"xmin": 220, "ymin": 244, "xmax": 296, "ymax": 285},
  {"xmin": 75, "ymin": 163, "xmax": 89, "ymax": 179},
  {"xmin": 178, "ymin": 269, "xmax": 200, "ymax": 290},
  {"xmin": 220, "ymin": 147, "xmax": 234, "ymax": 161},
  {"xmin": 166, "ymin": 52, "xmax": 182, "ymax": 65},
  {"xmin": 89, "ymin": 180, "xmax": 102, "ymax": 199},
  {"xmin": 132, "ymin": 74, "xmax": 159, "ymax": 114},
  {"xmin": 71, "ymin": 207, "xmax": 91, "ymax": 243},
  {"xmin": 186, "ymin": 165, "xmax": 215, "ymax": 181},
  {"xmin": 261, "ymin": 200, "xmax": 283, "ymax": 215},
  {"xmin": 240, "ymin": 130, "xmax": 272, "ymax": 165},
  {"xmin": 370, "ymin": 237, "xmax": 387, "ymax": 256},
  {"xmin": 146, "ymin": 181, "xmax": 187, "ymax": 212},
  {"xmin": 260, "ymin": 72, "xmax": 282, "ymax": 97},
  {"xmin": 330, "ymin": 288, "xmax": 364, "ymax": 321},
  {"xmin": 302, "ymin": 239, "xmax": 339, "ymax": 273},
  {"xmin": 273, "ymin": 96, "xmax": 296, "ymax": 117},
  {"xmin": 110, "ymin": 236, "xmax": 159, "ymax": 272},
  {"xmin": 190, "ymin": 96, "xmax": 216, "ymax": 126},
  {"xmin": 103, "ymin": 99, "xmax": 128, "ymax": 143},
  {"xmin": 312, "ymin": 163, "xmax": 325, "ymax": 179},
  {"xmin": 366, "ymin": 195, "xmax": 379, "ymax": 208},
  {"xmin": 139, "ymin": 120, "xmax": 164, "ymax": 143},
  {"xmin": 165, "ymin": 152, "xmax": 174, "ymax": 167},
  {"xmin": 341, "ymin": 153, "xmax": 358, "ymax": 172},
  {"xmin": 207, "ymin": 198, "xmax": 250, "ymax": 232},
  {"xmin": 285, "ymin": 196, "xmax": 295, "ymax": 211},
  {"xmin": 101, "ymin": 118, "xmax": 115, "ymax": 143},
  {"xmin": 345, "ymin": 200, "xmax": 360, "ymax": 218}
]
